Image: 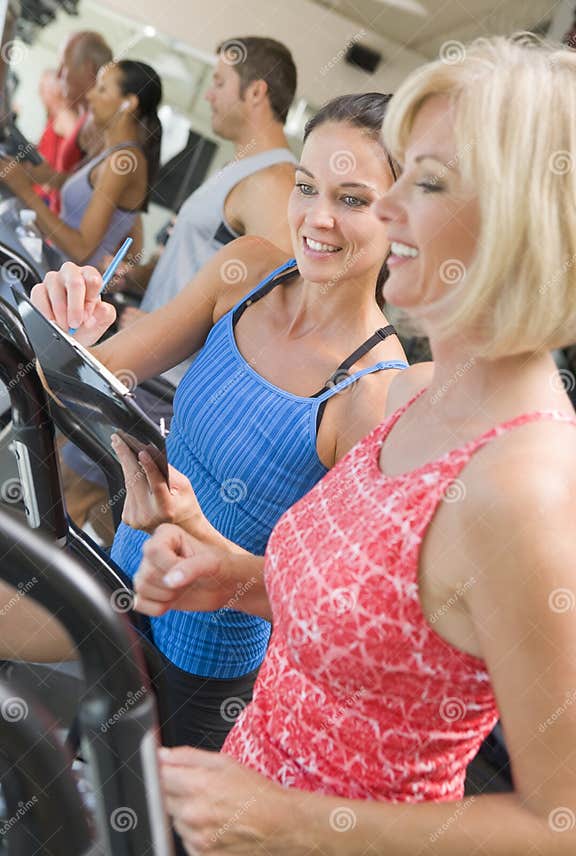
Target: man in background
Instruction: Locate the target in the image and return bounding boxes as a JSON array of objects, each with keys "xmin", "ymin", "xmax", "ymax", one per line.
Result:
[
  {"xmin": 50, "ymin": 30, "xmax": 113, "ymax": 210},
  {"xmin": 116, "ymin": 35, "xmax": 298, "ymax": 371}
]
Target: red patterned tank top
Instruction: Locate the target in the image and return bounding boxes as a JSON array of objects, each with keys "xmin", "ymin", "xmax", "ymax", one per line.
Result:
[{"xmin": 223, "ymin": 391, "xmax": 576, "ymax": 802}]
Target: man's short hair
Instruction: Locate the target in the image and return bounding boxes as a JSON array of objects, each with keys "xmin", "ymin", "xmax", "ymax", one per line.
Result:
[
  {"xmin": 71, "ymin": 31, "xmax": 113, "ymax": 73},
  {"xmin": 217, "ymin": 36, "xmax": 297, "ymax": 124}
]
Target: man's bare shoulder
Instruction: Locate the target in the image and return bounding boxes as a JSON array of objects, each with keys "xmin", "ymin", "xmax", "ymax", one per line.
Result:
[{"xmin": 237, "ymin": 159, "xmax": 295, "ymax": 196}]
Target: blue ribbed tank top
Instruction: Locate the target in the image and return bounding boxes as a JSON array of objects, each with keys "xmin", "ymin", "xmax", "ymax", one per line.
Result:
[{"xmin": 111, "ymin": 259, "xmax": 408, "ymax": 677}]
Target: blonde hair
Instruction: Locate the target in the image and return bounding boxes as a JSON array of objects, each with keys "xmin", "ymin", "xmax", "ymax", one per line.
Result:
[{"xmin": 382, "ymin": 35, "xmax": 576, "ymax": 358}]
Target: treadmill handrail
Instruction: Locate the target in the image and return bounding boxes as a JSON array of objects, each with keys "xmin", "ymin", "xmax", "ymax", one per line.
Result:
[
  {"xmin": 0, "ymin": 333, "xmax": 68, "ymax": 536},
  {"xmin": 0, "ymin": 674, "xmax": 94, "ymax": 854},
  {"xmin": 0, "ymin": 510, "xmax": 174, "ymax": 856},
  {"xmin": 0, "ymin": 511, "xmax": 146, "ymax": 696},
  {"xmin": 0, "ymin": 294, "xmax": 126, "ymax": 531}
]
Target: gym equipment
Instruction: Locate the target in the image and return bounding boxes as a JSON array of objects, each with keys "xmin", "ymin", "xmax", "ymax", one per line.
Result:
[
  {"xmin": 0, "ymin": 673, "xmax": 95, "ymax": 854},
  {"xmin": 0, "ymin": 296, "xmax": 173, "ymax": 745},
  {"xmin": 0, "ymin": 509, "xmax": 174, "ymax": 855}
]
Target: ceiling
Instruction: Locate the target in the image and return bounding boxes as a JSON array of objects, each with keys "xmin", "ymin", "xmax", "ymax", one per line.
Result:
[{"xmin": 310, "ymin": 0, "xmax": 563, "ymax": 57}]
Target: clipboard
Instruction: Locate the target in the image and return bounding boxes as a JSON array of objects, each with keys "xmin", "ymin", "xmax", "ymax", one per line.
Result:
[{"xmin": 13, "ymin": 289, "xmax": 170, "ymax": 485}]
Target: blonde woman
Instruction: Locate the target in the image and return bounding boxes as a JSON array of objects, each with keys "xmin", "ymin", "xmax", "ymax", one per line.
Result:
[{"xmin": 135, "ymin": 36, "xmax": 576, "ymax": 853}]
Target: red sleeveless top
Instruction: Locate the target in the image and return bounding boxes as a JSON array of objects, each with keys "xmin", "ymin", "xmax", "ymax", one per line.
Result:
[{"xmin": 223, "ymin": 391, "xmax": 576, "ymax": 802}]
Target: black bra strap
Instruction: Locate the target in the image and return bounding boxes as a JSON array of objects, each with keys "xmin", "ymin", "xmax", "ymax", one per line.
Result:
[
  {"xmin": 311, "ymin": 325, "xmax": 397, "ymax": 398},
  {"xmin": 232, "ymin": 263, "xmax": 299, "ymax": 327}
]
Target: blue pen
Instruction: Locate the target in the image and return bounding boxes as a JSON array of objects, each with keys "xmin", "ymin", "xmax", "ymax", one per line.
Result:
[{"xmin": 68, "ymin": 236, "xmax": 133, "ymax": 334}]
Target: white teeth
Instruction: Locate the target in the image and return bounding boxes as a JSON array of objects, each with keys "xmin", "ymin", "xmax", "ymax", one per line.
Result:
[
  {"xmin": 305, "ymin": 237, "xmax": 341, "ymax": 253},
  {"xmin": 391, "ymin": 241, "xmax": 419, "ymax": 258}
]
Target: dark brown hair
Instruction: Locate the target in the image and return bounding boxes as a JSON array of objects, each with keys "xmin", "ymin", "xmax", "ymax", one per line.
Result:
[
  {"xmin": 304, "ymin": 93, "xmax": 398, "ymax": 310},
  {"xmin": 216, "ymin": 37, "xmax": 297, "ymax": 124},
  {"xmin": 116, "ymin": 60, "xmax": 162, "ymax": 211}
]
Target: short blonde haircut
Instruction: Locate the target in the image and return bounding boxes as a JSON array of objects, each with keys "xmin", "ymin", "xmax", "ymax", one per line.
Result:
[{"xmin": 382, "ymin": 35, "xmax": 576, "ymax": 358}]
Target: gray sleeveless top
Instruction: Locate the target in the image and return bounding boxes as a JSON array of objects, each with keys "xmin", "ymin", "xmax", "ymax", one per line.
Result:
[
  {"xmin": 60, "ymin": 142, "xmax": 141, "ymax": 268},
  {"xmin": 140, "ymin": 147, "xmax": 296, "ymax": 314}
]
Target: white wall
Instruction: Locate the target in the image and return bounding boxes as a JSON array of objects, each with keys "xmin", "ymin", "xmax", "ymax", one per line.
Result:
[
  {"xmin": 547, "ymin": 0, "xmax": 575, "ymax": 40},
  {"xmin": 8, "ymin": 0, "xmax": 429, "ymax": 255},
  {"xmin": 100, "ymin": 0, "xmax": 428, "ymax": 103}
]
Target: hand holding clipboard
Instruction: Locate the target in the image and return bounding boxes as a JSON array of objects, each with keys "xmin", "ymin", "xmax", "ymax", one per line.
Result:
[{"xmin": 15, "ymin": 244, "xmax": 170, "ymax": 486}]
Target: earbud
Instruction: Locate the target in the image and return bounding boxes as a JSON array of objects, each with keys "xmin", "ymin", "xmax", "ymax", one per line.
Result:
[{"xmin": 121, "ymin": 99, "xmax": 130, "ymax": 111}]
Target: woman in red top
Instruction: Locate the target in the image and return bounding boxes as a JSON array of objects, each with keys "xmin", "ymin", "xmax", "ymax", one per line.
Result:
[
  {"xmin": 33, "ymin": 69, "xmax": 78, "ymax": 207},
  {"xmin": 138, "ymin": 35, "xmax": 576, "ymax": 853}
]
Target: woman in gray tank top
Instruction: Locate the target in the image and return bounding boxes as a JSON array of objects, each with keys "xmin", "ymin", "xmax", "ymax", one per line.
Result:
[{"xmin": 0, "ymin": 60, "xmax": 162, "ymax": 269}]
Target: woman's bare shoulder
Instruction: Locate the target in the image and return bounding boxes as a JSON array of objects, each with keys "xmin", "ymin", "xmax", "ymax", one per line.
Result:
[
  {"xmin": 212, "ymin": 236, "xmax": 295, "ymax": 319},
  {"xmin": 384, "ymin": 360, "xmax": 434, "ymax": 417}
]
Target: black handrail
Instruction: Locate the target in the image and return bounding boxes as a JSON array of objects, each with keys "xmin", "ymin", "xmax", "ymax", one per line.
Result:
[
  {"xmin": 0, "ymin": 673, "xmax": 95, "ymax": 854},
  {"xmin": 0, "ymin": 296, "xmax": 173, "ymax": 746},
  {"xmin": 0, "ymin": 510, "xmax": 174, "ymax": 855},
  {"xmin": 0, "ymin": 334, "xmax": 68, "ymax": 537},
  {"xmin": 0, "ymin": 294, "xmax": 126, "ymax": 530}
]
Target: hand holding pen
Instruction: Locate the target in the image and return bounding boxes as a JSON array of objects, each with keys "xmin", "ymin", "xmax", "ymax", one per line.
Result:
[
  {"xmin": 68, "ymin": 237, "xmax": 133, "ymax": 334},
  {"xmin": 30, "ymin": 251, "xmax": 131, "ymax": 349}
]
